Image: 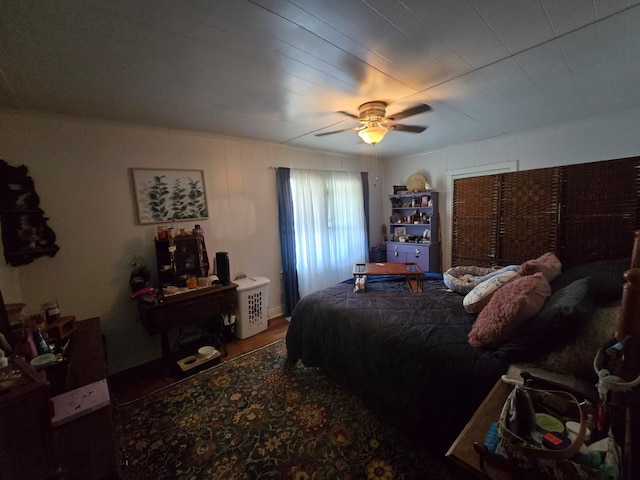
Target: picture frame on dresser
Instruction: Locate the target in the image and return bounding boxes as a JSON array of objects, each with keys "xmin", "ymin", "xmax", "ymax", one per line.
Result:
[{"xmin": 131, "ymin": 168, "xmax": 209, "ymax": 224}]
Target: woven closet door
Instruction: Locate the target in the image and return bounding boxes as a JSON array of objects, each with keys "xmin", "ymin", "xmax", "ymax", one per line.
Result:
[
  {"xmin": 496, "ymin": 168, "xmax": 560, "ymax": 266},
  {"xmin": 557, "ymin": 157, "xmax": 640, "ymax": 268},
  {"xmin": 451, "ymin": 156, "xmax": 640, "ymax": 269},
  {"xmin": 452, "ymin": 175, "xmax": 499, "ymax": 267}
]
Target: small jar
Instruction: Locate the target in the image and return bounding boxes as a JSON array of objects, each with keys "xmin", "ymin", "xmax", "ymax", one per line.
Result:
[
  {"xmin": 157, "ymin": 226, "xmax": 168, "ymax": 240},
  {"xmin": 41, "ymin": 301, "xmax": 61, "ymax": 324},
  {"xmin": 186, "ymin": 275, "xmax": 197, "ymax": 289}
]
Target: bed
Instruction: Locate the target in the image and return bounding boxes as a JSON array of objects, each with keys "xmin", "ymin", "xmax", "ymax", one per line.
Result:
[{"xmin": 285, "ymin": 256, "xmax": 632, "ymax": 453}]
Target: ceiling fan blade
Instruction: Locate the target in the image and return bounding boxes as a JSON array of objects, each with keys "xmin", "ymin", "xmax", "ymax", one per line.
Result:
[
  {"xmin": 390, "ymin": 124, "xmax": 427, "ymax": 133},
  {"xmin": 337, "ymin": 110, "xmax": 360, "ymax": 120},
  {"xmin": 387, "ymin": 104, "xmax": 431, "ymax": 121},
  {"xmin": 315, "ymin": 126, "xmax": 362, "ymax": 137}
]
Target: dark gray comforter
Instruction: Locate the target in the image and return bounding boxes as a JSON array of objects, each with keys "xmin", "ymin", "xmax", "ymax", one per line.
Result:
[{"xmin": 286, "ymin": 277, "xmax": 510, "ymax": 451}]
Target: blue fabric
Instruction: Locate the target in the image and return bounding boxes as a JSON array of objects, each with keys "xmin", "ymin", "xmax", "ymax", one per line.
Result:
[
  {"xmin": 343, "ymin": 272, "xmax": 443, "ymax": 284},
  {"xmin": 361, "ymin": 172, "xmax": 370, "ymax": 258},
  {"xmin": 276, "ymin": 168, "xmax": 300, "ymax": 316}
]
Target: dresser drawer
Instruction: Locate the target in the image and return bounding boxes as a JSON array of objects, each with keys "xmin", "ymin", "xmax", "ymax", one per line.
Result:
[{"xmin": 386, "ymin": 242, "xmax": 439, "ymax": 272}]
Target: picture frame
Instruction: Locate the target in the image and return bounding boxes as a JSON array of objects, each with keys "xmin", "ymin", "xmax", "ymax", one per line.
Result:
[
  {"xmin": 393, "ymin": 185, "xmax": 407, "ymax": 194},
  {"xmin": 131, "ymin": 168, "xmax": 209, "ymax": 224},
  {"xmin": 394, "ymin": 226, "xmax": 406, "ymax": 239}
]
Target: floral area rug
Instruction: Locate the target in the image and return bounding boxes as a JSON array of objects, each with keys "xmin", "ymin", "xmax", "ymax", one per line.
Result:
[{"xmin": 115, "ymin": 340, "xmax": 457, "ymax": 480}]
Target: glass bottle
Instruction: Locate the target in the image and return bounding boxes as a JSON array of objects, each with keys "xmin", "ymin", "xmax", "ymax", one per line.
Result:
[
  {"xmin": 193, "ymin": 225, "xmax": 210, "ymax": 277},
  {"xmin": 32, "ymin": 329, "xmax": 51, "ymax": 355}
]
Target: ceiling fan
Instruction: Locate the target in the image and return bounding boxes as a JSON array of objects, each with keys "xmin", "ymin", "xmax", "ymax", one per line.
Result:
[{"xmin": 315, "ymin": 101, "xmax": 431, "ymax": 145}]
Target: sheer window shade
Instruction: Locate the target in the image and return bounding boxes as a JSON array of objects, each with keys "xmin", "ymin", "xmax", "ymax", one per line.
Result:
[{"xmin": 290, "ymin": 169, "xmax": 367, "ymax": 297}]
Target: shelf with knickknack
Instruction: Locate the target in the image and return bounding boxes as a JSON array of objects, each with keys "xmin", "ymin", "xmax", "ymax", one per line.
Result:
[
  {"xmin": 0, "ymin": 160, "xmax": 60, "ymax": 266},
  {"xmin": 386, "ymin": 191, "xmax": 440, "ymax": 273},
  {"xmin": 154, "ymin": 224, "xmax": 210, "ymax": 288}
]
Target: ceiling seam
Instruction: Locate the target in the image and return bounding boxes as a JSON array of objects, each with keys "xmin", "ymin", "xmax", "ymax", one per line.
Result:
[{"xmin": 407, "ymin": 2, "xmax": 640, "ymax": 100}]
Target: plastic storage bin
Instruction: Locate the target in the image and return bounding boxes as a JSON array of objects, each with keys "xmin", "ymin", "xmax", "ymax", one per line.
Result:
[{"xmin": 234, "ymin": 276, "xmax": 270, "ymax": 339}]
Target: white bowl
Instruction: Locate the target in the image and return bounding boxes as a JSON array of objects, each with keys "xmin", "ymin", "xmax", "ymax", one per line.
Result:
[
  {"xmin": 30, "ymin": 353, "xmax": 57, "ymax": 369},
  {"xmin": 197, "ymin": 346, "xmax": 216, "ymax": 358}
]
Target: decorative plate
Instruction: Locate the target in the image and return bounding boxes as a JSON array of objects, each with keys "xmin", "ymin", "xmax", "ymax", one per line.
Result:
[{"xmin": 406, "ymin": 173, "xmax": 427, "ymax": 192}]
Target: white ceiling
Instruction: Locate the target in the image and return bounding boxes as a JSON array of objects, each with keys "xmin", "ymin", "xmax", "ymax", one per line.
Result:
[{"xmin": 2, "ymin": 0, "xmax": 640, "ymax": 159}]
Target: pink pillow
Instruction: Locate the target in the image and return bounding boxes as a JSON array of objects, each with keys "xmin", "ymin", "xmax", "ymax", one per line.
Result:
[
  {"xmin": 518, "ymin": 252, "xmax": 562, "ymax": 282},
  {"xmin": 468, "ymin": 272, "xmax": 551, "ymax": 348}
]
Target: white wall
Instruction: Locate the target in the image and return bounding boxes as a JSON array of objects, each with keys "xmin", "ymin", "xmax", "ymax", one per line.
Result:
[
  {"xmin": 4, "ymin": 106, "xmax": 639, "ymax": 373},
  {"xmin": 0, "ymin": 111, "xmax": 383, "ymax": 373},
  {"xmin": 382, "ymin": 107, "xmax": 640, "ymax": 270}
]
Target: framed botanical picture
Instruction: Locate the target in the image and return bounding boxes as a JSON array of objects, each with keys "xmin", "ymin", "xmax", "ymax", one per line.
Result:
[
  {"xmin": 394, "ymin": 226, "xmax": 406, "ymax": 239},
  {"xmin": 131, "ymin": 168, "xmax": 209, "ymax": 224}
]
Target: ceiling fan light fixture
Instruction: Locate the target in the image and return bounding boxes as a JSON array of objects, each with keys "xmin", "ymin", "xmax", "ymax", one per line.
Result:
[{"xmin": 358, "ymin": 125, "xmax": 388, "ymax": 145}]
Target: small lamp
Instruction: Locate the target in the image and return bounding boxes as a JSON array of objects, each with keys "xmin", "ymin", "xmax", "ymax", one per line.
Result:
[{"xmin": 358, "ymin": 124, "xmax": 389, "ymax": 145}]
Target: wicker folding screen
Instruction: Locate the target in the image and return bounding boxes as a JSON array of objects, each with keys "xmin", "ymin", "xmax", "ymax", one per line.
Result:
[
  {"xmin": 452, "ymin": 156, "xmax": 640, "ymax": 268},
  {"xmin": 496, "ymin": 168, "xmax": 560, "ymax": 266},
  {"xmin": 557, "ymin": 157, "xmax": 639, "ymax": 267},
  {"xmin": 452, "ymin": 175, "xmax": 499, "ymax": 267}
]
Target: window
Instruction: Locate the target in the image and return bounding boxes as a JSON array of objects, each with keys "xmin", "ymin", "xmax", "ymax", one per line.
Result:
[{"xmin": 290, "ymin": 169, "xmax": 367, "ymax": 296}]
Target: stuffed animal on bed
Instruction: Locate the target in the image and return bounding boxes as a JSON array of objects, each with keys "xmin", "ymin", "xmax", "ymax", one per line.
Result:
[{"xmin": 353, "ymin": 275, "xmax": 367, "ymax": 293}]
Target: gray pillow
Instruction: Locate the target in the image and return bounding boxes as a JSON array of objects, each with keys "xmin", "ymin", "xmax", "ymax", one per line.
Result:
[
  {"xmin": 495, "ymin": 277, "xmax": 594, "ymax": 362},
  {"xmin": 550, "ymin": 258, "xmax": 629, "ymax": 305}
]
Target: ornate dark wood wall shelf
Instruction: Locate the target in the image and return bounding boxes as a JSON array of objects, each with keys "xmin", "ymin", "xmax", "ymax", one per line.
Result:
[{"xmin": 0, "ymin": 159, "xmax": 59, "ymax": 266}]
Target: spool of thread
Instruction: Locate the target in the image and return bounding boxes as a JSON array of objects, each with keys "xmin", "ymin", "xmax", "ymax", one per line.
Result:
[{"xmin": 535, "ymin": 413, "xmax": 564, "ymax": 434}]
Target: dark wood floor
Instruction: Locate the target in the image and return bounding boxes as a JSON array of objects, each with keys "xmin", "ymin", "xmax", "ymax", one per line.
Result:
[{"xmin": 108, "ymin": 316, "xmax": 289, "ymax": 404}]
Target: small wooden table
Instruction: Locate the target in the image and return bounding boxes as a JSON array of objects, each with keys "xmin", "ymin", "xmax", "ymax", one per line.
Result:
[
  {"xmin": 448, "ymin": 377, "xmax": 638, "ymax": 480},
  {"xmin": 446, "ymin": 380, "xmax": 519, "ymax": 479},
  {"xmin": 353, "ymin": 262, "xmax": 423, "ymax": 293},
  {"xmin": 137, "ymin": 283, "xmax": 238, "ymax": 361}
]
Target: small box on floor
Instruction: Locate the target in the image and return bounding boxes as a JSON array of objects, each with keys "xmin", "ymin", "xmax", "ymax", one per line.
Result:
[{"xmin": 176, "ymin": 348, "xmax": 221, "ymax": 375}]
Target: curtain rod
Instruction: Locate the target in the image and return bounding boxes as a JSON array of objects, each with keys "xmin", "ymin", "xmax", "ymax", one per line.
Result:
[{"xmin": 268, "ymin": 166, "xmax": 360, "ymax": 172}]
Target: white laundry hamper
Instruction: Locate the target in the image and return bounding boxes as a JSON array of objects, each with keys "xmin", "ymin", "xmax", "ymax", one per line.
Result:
[{"xmin": 234, "ymin": 276, "xmax": 270, "ymax": 339}]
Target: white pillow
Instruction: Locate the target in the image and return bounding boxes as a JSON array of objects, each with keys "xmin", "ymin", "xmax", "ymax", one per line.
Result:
[{"xmin": 463, "ymin": 270, "xmax": 520, "ymax": 313}]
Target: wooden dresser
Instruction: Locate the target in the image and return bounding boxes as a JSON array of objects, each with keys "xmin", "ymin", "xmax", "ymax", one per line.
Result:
[
  {"xmin": 52, "ymin": 317, "xmax": 118, "ymax": 480},
  {"xmin": 0, "ymin": 357, "xmax": 58, "ymax": 480},
  {"xmin": 0, "ymin": 317, "xmax": 118, "ymax": 479}
]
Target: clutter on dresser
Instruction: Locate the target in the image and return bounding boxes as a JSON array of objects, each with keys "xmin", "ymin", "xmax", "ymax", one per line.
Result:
[
  {"xmin": 0, "ymin": 300, "xmax": 77, "ymax": 395},
  {"xmin": 153, "ymin": 223, "xmax": 210, "ymax": 287},
  {"xmin": 483, "ymin": 380, "xmax": 622, "ymax": 480},
  {"xmin": 472, "ymin": 349, "xmax": 640, "ymax": 480}
]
